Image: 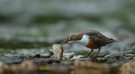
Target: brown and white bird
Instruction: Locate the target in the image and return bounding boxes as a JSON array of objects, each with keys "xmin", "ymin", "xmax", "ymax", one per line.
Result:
[{"xmin": 55, "ymin": 30, "xmax": 116, "ymax": 57}]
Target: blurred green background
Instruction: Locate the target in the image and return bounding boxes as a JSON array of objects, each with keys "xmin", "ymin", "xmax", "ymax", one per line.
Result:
[{"xmin": 0, "ymin": 0, "xmax": 134, "ymax": 49}]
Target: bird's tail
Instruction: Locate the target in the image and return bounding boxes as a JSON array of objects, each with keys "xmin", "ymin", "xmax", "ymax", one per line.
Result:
[{"xmin": 107, "ymin": 38, "xmax": 117, "ymax": 44}]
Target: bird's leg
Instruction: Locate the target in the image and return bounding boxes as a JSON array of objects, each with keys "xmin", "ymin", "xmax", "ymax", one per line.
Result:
[
  {"xmin": 85, "ymin": 49, "xmax": 94, "ymax": 57},
  {"xmin": 93, "ymin": 48, "xmax": 101, "ymax": 58}
]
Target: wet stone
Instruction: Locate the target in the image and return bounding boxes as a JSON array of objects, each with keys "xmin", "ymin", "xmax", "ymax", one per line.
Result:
[{"xmin": 0, "ymin": 54, "xmax": 23, "ymax": 64}]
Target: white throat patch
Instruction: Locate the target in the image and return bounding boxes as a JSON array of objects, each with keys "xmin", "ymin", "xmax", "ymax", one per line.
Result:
[{"xmin": 80, "ymin": 35, "xmax": 89, "ymax": 45}]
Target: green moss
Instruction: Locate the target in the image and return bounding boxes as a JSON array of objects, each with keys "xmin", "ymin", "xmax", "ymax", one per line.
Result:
[
  {"xmin": 0, "ymin": 39, "xmax": 51, "ymax": 49},
  {"xmin": 74, "ymin": 51, "xmax": 89, "ymax": 55},
  {"xmin": 106, "ymin": 58, "xmax": 117, "ymax": 64}
]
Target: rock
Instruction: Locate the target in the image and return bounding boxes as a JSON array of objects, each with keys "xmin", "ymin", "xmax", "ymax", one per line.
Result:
[
  {"xmin": 39, "ymin": 64, "xmax": 70, "ymax": 74},
  {"xmin": 125, "ymin": 54, "xmax": 135, "ymax": 57},
  {"xmin": 71, "ymin": 60, "xmax": 111, "ymax": 74},
  {"xmin": 63, "ymin": 52, "xmax": 75, "ymax": 59},
  {"xmin": 52, "ymin": 44, "xmax": 63, "ymax": 60},
  {"xmin": 119, "ymin": 61, "xmax": 135, "ymax": 74},
  {"xmin": 31, "ymin": 58, "xmax": 61, "ymax": 66},
  {"xmin": 0, "ymin": 62, "xmax": 8, "ymax": 73},
  {"xmin": 19, "ymin": 61, "xmax": 37, "ymax": 71},
  {"xmin": 71, "ymin": 55, "xmax": 86, "ymax": 60},
  {"xmin": 0, "ymin": 54, "xmax": 23, "ymax": 64},
  {"xmin": 104, "ymin": 52, "xmax": 125, "ymax": 59}
]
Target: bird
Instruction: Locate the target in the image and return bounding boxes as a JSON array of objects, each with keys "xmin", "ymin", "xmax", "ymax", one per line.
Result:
[{"xmin": 55, "ymin": 30, "xmax": 117, "ymax": 57}]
